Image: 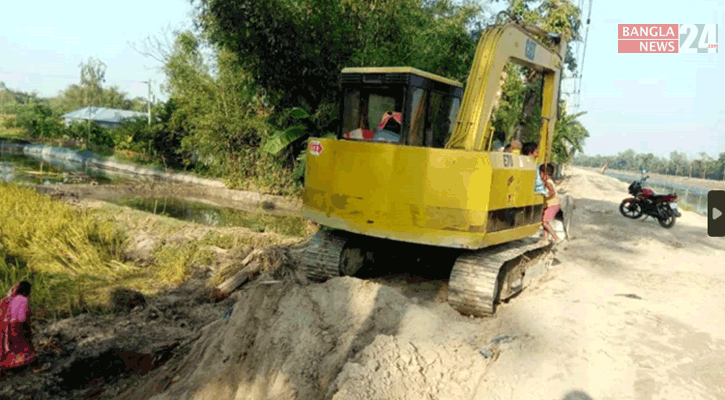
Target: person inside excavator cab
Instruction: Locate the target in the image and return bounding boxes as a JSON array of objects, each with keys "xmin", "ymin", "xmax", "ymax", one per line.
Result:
[
  {"xmin": 373, "ymin": 111, "xmax": 403, "ymax": 142},
  {"xmin": 506, "ymin": 140, "xmax": 522, "ymax": 154},
  {"xmin": 345, "ymin": 104, "xmax": 376, "ymax": 140}
]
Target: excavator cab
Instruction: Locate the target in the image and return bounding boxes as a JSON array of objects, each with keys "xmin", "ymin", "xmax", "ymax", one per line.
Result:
[
  {"xmin": 302, "ymin": 23, "xmax": 573, "ymax": 317},
  {"xmin": 338, "ymin": 67, "xmax": 463, "ymax": 147}
]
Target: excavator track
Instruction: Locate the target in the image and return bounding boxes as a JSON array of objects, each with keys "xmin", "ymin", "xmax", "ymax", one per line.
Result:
[
  {"xmin": 303, "ymin": 230, "xmax": 558, "ymax": 318},
  {"xmin": 448, "ymin": 237, "xmax": 550, "ymax": 317},
  {"xmin": 302, "ymin": 230, "xmax": 347, "ymax": 281}
]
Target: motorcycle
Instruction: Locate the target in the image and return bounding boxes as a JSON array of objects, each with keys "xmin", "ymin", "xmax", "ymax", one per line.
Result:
[{"xmin": 619, "ymin": 175, "xmax": 682, "ymax": 228}]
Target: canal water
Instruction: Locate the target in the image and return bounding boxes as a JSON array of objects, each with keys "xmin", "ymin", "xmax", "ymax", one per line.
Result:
[
  {"xmin": 1, "ymin": 151, "xmax": 307, "ymax": 237},
  {"xmin": 110, "ymin": 196, "xmax": 307, "ymax": 237},
  {"xmin": 605, "ymin": 171, "xmax": 709, "ymax": 216},
  {"xmin": 0, "ymin": 153, "xmax": 125, "ymax": 185}
]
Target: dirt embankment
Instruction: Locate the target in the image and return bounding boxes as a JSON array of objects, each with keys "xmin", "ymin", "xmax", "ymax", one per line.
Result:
[
  {"xmin": 3, "ymin": 167, "xmax": 724, "ymax": 400},
  {"xmin": 135, "ymin": 278, "xmax": 491, "ymax": 400}
]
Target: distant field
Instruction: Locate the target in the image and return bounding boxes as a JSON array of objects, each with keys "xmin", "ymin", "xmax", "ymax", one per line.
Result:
[{"xmin": 577, "ymin": 166, "xmax": 725, "ymax": 192}]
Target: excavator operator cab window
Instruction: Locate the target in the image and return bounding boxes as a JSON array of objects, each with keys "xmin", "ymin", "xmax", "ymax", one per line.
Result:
[
  {"xmin": 339, "ymin": 68, "xmax": 463, "ymax": 148},
  {"xmin": 428, "ymin": 94, "xmax": 460, "ymax": 148},
  {"xmin": 341, "ymin": 87, "xmax": 405, "ymax": 143}
]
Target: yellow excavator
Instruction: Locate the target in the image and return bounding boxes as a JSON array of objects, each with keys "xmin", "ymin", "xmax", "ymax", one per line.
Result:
[{"xmin": 300, "ymin": 22, "xmax": 573, "ymax": 316}]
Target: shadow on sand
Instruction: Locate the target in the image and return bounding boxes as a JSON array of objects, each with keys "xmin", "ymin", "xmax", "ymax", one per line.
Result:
[{"xmin": 563, "ymin": 390, "xmax": 594, "ymax": 400}]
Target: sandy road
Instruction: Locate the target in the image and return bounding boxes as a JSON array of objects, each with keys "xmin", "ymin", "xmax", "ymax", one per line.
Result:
[
  {"xmin": 474, "ymin": 167, "xmax": 725, "ymax": 400},
  {"xmin": 108, "ymin": 166, "xmax": 725, "ymax": 400}
]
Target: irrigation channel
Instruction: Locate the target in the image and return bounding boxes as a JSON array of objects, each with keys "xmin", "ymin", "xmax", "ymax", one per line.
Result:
[{"xmin": 0, "ymin": 142, "xmax": 305, "ymax": 235}]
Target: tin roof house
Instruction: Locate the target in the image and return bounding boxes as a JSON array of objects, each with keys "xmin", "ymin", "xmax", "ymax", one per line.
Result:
[{"xmin": 61, "ymin": 107, "xmax": 148, "ymax": 130}]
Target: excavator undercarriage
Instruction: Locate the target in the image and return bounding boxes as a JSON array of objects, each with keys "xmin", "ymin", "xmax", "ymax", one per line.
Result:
[{"xmin": 302, "ymin": 200, "xmax": 571, "ymax": 317}]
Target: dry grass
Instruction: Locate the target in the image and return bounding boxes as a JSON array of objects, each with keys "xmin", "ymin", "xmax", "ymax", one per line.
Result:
[
  {"xmin": 1, "ymin": 183, "xmax": 125, "ymax": 276},
  {"xmin": 0, "ymin": 181, "xmax": 308, "ymax": 317},
  {"xmin": 0, "ymin": 181, "xmax": 126, "ymax": 316}
]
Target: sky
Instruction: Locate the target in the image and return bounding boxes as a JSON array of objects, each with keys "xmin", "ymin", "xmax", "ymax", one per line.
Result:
[
  {"xmin": 0, "ymin": 0, "xmax": 723, "ymax": 159},
  {"xmin": 563, "ymin": 0, "xmax": 724, "ymax": 159},
  {"xmin": 0, "ymin": 0, "xmax": 196, "ymax": 102}
]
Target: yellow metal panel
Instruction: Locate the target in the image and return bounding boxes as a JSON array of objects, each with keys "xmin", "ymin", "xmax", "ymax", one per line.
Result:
[
  {"xmin": 303, "ymin": 206, "xmax": 540, "ymax": 249},
  {"xmin": 304, "ymin": 139, "xmax": 498, "ymax": 247},
  {"xmin": 540, "ymin": 73, "xmax": 558, "ymax": 164},
  {"xmin": 303, "ymin": 138, "xmax": 548, "ymax": 249},
  {"xmin": 341, "ymin": 67, "xmax": 463, "ymax": 88}
]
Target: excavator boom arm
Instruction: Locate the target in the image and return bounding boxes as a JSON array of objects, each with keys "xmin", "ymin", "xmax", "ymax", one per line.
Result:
[{"xmin": 446, "ymin": 23, "xmax": 567, "ymax": 164}]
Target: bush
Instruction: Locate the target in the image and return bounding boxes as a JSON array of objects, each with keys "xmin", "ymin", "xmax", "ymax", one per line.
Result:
[
  {"xmin": 5, "ymin": 101, "xmax": 65, "ymax": 140},
  {"xmin": 113, "ymin": 117, "xmax": 153, "ymax": 152},
  {"xmin": 63, "ymin": 121, "xmax": 113, "ymax": 148}
]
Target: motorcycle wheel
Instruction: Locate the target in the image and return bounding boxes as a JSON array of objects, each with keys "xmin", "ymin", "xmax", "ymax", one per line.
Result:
[
  {"xmin": 619, "ymin": 199, "xmax": 643, "ymax": 219},
  {"xmin": 658, "ymin": 213, "xmax": 676, "ymax": 228}
]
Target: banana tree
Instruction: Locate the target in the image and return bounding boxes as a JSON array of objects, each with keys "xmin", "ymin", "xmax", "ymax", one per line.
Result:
[
  {"xmin": 262, "ymin": 107, "xmax": 335, "ymax": 179},
  {"xmin": 550, "ymin": 109, "xmax": 589, "ymax": 164}
]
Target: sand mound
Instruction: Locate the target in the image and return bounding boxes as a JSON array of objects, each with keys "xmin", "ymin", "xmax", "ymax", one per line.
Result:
[{"xmin": 146, "ymin": 277, "xmax": 488, "ymax": 400}]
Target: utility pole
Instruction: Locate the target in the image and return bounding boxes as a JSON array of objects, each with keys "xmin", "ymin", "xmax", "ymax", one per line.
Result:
[
  {"xmin": 142, "ymin": 80, "xmax": 152, "ymax": 126},
  {"xmin": 86, "ymin": 92, "xmax": 92, "ymax": 150}
]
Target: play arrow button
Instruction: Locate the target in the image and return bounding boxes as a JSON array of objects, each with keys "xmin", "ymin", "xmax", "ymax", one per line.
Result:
[{"xmin": 710, "ymin": 191, "xmax": 725, "ymax": 237}]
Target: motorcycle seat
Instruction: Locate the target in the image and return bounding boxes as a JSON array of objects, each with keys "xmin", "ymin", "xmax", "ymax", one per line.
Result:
[{"xmin": 650, "ymin": 194, "xmax": 673, "ymax": 202}]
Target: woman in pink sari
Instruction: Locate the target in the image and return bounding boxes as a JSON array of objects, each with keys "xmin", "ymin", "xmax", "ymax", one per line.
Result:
[{"xmin": 0, "ymin": 281, "xmax": 40, "ymax": 376}]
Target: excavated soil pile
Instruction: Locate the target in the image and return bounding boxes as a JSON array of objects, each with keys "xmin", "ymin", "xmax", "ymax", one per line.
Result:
[
  {"xmin": 119, "ymin": 277, "xmax": 490, "ymax": 400},
  {"xmin": 0, "ymin": 280, "xmax": 236, "ymax": 400}
]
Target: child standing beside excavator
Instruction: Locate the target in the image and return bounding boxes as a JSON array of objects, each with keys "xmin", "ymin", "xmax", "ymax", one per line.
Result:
[
  {"xmin": 522, "ymin": 142, "xmax": 562, "ymax": 244},
  {"xmin": 539, "ymin": 163, "xmax": 561, "ymax": 244}
]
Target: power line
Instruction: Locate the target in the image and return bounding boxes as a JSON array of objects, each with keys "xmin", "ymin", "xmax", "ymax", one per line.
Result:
[
  {"xmin": 570, "ymin": 0, "xmax": 585, "ymax": 110},
  {"xmin": 574, "ymin": 0, "xmax": 594, "ymax": 111}
]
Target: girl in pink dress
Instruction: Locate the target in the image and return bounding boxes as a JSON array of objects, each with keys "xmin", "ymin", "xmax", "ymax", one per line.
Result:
[{"xmin": 0, "ymin": 281, "xmax": 41, "ymax": 376}]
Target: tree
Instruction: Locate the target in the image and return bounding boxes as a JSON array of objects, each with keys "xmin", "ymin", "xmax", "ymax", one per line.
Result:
[
  {"xmin": 698, "ymin": 152, "xmax": 713, "ymax": 179},
  {"xmin": 54, "ymin": 58, "xmax": 134, "ymax": 115},
  {"xmin": 635, "ymin": 152, "xmax": 655, "ymax": 172},
  {"xmin": 193, "ymin": 0, "xmax": 481, "ymax": 118},
  {"xmin": 79, "ymin": 57, "xmax": 106, "ymax": 106},
  {"xmin": 615, "ymin": 149, "xmax": 636, "ymax": 171},
  {"xmin": 550, "ymin": 107, "xmax": 589, "ymax": 164},
  {"xmin": 11, "ymin": 101, "xmax": 64, "ymax": 140},
  {"xmin": 162, "ymin": 30, "xmax": 298, "ymax": 193},
  {"xmin": 0, "ymin": 82, "xmax": 40, "ymax": 105},
  {"xmin": 494, "ymin": 0, "xmax": 582, "ymax": 72},
  {"xmin": 717, "ymin": 152, "xmax": 725, "ymax": 180},
  {"xmin": 669, "ymin": 151, "xmax": 688, "ymax": 176}
]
